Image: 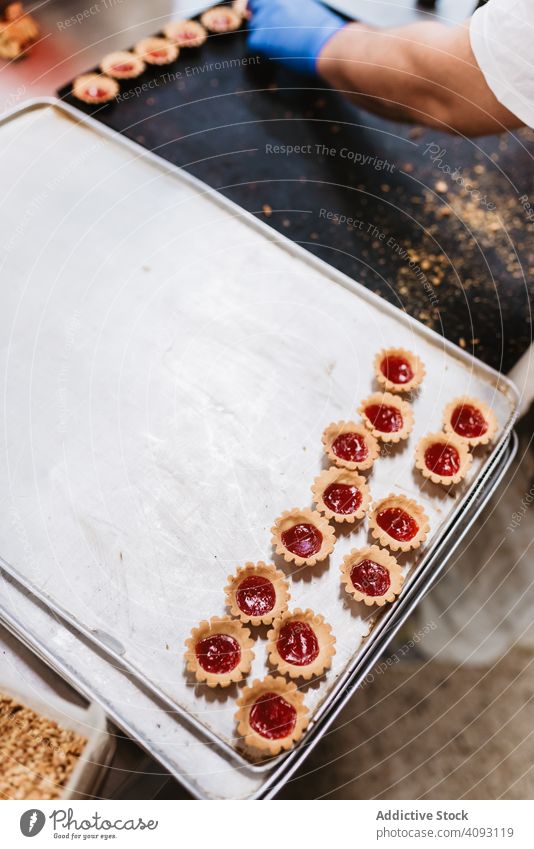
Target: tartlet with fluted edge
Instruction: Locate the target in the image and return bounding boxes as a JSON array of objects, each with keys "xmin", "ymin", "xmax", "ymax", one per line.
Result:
[
  {"xmin": 134, "ymin": 37, "xmax": 178, "ymax": 65},
  {"xmin": 443, "ymin": 396, "xmax": 498, "ymax": 447},
  {"xmin": 369, "ymin": 494, "xmax": 429, "ymax": 552},
  {"xmin": 184, "ymin": 616, "xmax": 254, "ymax": 688},
  {"xmin": 235, "ymin": 675, "xmax": 309, "ymax": 755},
  {"xmin": 415, "ymin": 431, "xmax": 472, "ymax": 486},
  {"xmin": 266, "ymin": 608, "xmax": 335, "ymax": 680},
  {"xmin": 225, "ymin": 562, "xmax": 290, "ymax": 626},
  {"xmin": 200, "ymin": 6, "xmax": 242, "ymax": 32},
  {"xmin": 72, "ymin": 74, "xmax": 118, "ymax": 104},
  {"xmin": 163, "ymin": 19, "xmax": 208, "ymax": 47},
  {"xmin": 359, "ymin": 392, "xmax": 414, "ymax": 443},
  {"xmin": 100, "ymin": 50, "xmax": 145, "ymax": 79},
  {"xmin": 341, "ymin": 545, "xmax": 404, "ymax": 606},
  {"xmin": 322, "ymin": 420, "xmax": 379, "ymax": 471},
  {"xmin": 374, "ymin": 347, "xmax": 425, "ymax": 393},
  {"xmin": 311, "ymin": 467, "xmax": 370, "ymax": 523},
  {"xmin": 271, "ymin": 508, "xmax": 335, "ymax": 566}
]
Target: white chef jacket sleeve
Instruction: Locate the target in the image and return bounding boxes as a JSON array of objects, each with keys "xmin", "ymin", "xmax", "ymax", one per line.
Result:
[{"xmin": 470, "ymin": 0, "xmax": 534, "ymax": 128}]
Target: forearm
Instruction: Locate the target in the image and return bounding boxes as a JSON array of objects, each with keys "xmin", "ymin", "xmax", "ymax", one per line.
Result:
[{"xmin": 317, "ymin": 21, "xmax": 521, "ymax": 135}]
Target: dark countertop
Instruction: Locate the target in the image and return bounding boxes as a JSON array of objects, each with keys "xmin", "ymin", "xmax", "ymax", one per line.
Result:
[{"xmin": 59, "ymin": 24, "xmax": 534, "ymax": 373}]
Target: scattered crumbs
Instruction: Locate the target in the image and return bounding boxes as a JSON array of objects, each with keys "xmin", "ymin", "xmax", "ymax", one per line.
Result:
[
  {"xmin": 310, "ymin": 232, "xmax": 319, "ymax": 240},
  {"xmin": 403, "ymin": 163, "xmax": 414, "ymax": 173},
  {"xmin": 380, "ymin": 184, "xmax": 390, "ymax": 193},
  {"xmin": 282, "ymin": 218, "xmax": 290, "ymax": 228},
  {"xmin": 146, "ymin": 96, "xmax": 156, "ymax": 106},
  {"xmin": 408, "ymin": 126, "xmax": 424, "ymax": 139},
  {"xmin": 435, "ymin": 180, "xmax": 448, "ymax": 193},
  {"xmin": 262, "ymin": 204, "xmax": 272, "ymax": 217},
  {"xmin": 165, "ymin": 643, "xmax": 170, "ymax": 651},
  {"xmin": 459, "ymin": 337, "xmax": 466, "ymax": 348}
]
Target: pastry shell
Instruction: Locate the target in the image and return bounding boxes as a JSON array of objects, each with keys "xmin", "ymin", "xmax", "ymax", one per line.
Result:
[
  {"xmin": 163, "ymin": 19, "xmax": 208, "ymax": 48},
  {"xmin": 415, "ymin": 431, "xmax": 472, "ymax": 486},
  {"xmin": 271, "ymin": 508, "xmax": 335, "ymax": 566},
  {"xmin": 72, "ymin": 73, "xmax": 118, "ymax": 104},
  {"xmin": 368, "ymin": 494, "xmax": 430, "ymax": 552},
  {"xmin": 134, "ymin": 37, "xmax": 178, "ymax": 65},
  {"xmin": 359, "ymin": 392, "xmax": 414, "ymax": 443},
  {"xmin": 235, "ymin": 675, "xmax": 309, "ymax": 755},
  {"xmin": 100, "ymin": 50, "xmax": 145, "ymax": 79},
  {"xmin": 311, "ymin": 467, "xmax": 370, "ymax": 523},
  {"xmin": 443, "ymin": 395, "xmax": 498, "ymax": 447},
  {"xmin": 340, "ymin": 545, "xmax": 404, "ymax": 606},
  {"xmin": 322, "ymin": 420, "xmax": 379, "ymax": 471},
  {"xmin": 200, "ymin": 6, "xmax": 242, "ymax": 32},
  {"xmin": 184, "ymin": 616, "xmax": 254, "ymax": 688},
  {"xmin": 374, "ymin": 347, "xmax": 425, "ymax": 393},
  {"xmin": 225, "ymin": 562, "xmax": 290, "ymax": 626},
  {"xmin": 266, "ymin": 608, "xmax": 336, "ymax": 680}
]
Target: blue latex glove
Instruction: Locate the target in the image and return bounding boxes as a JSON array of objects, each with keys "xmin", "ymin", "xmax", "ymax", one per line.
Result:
[{"xmin": 247, "ymin": 0, "xmax": 346, "ymax": 76}]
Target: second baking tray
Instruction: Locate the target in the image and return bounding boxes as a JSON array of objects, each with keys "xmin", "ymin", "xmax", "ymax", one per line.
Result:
[{"xmin": 0, "ymin": 100, "xmax": 518, "ymax": 770}]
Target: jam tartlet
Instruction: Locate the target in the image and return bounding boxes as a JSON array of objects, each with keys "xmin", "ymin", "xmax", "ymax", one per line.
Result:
[
  {"xmin": 235, "ymin": 675, "xmax": 309, "ymax": 755},
  {"xmin": 322, "ymin": 420, "xmax": 379, "ymax": 471},
  {"xmin": 415, "ymin": 432, "xmax": 472, "ymax": 486},
  {"xmin": 374, "ymin": 347, "xmax": 425, "ymax": 393},
  {"xmin": 134, "ymin": 37, "xmax": 178, "ymax": 65},
  {"xmin": 359, "ymin": 392, "xmax": 414, "ymax": 443},
  {"xmin": 311, "ymin": 467, "xmax": 370, "ymax": 524},
  {"xmin": 200, "ymin": 6, "xmax": 242, "ymax": 32},
  {"xmin": 443, "ymin": 396, "xmax": 498, "ymax": 447},
  {"xmin": 266, "ymin": 609, "xmax": 336, "ymax": 680},
  {"xmin": 271, "ymin": 508, "xmax": 335, "ymax": 566},
  {"xmin": 163, "ymin": 19, "xmax": 208, "ymax": 48},
  {"xmin": 225, "ymin": 562, "xmax": 290, "ymax": 626},
  {"xmin": 72, "ymin": 74, "xmax": 118, "ymax": 104},
  {"xmin": 340, "ymin": 545, "xmax": 404, "ymax": 606},
  {"xmin": 100, "ymin": 50, "xmax": 145, "ymax": 79},
  {"xmin": 185, "ymin": 616, "xmax": 254, "ymax": 688},
  {"xmin": 369, "ymin": 495, "xmax": 429, "ymax": 552}
]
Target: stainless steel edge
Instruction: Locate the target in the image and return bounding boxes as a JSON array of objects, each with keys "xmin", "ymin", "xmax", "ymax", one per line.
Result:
[{"xmin": 0, "ymin": 98, "xmax": 521, "ymax": 783}]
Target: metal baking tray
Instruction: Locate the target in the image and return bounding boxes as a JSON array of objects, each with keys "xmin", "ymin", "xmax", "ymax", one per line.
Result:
[
  {"xmin": 0, "ymin": 433, "xmax": 518, "ymax": 800},
  {"xmin": 0, "ymin": 100, "xmax": 518, "ymax": 772}
]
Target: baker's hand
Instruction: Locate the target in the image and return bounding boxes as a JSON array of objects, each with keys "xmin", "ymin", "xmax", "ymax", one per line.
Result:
[{"xmin": 247, "ymin": 0, "xmax": 346, "ymax": 76}]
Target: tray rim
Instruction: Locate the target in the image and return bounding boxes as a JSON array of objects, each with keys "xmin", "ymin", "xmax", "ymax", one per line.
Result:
[
  {"xmin": 0, "ymin": 97, "xmax": 521, "ymax": 774},
  {"xmin": 0, "ymin": 432, "xmax": 518, "ymax": 799}
]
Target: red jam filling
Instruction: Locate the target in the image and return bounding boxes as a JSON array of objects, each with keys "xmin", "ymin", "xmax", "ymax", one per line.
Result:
[
  {"xmin": 424, "ymin": 443, "xmax": 460, "ymax": 477},
  {"xmin": 277, "ymin": 621, "xmax": 319, "ymax": 666},
  {"xmin": 451, "ymin": 404, "xmax": 488, "ymax": 439},
  {"xmin": 112, "ymin": 62, "xmax": 134, "ymax": 73},
  {"xmin": 181, "ymin": 29, "xmax": 197, "ymax": 40},
  {"xmin": 212, "ymin": 14, "xmax": 232, "ymax": 27},
  {"xmin": 331, "ymin": 432, "xmax": 368, "ymax": 463},
  {"xmin": 249, "ymin": 692, "xmax": 297, "ymax": 740},
  {"xmin": 380, "ymin": 355, "xmax": 414, "ymax": 385},
  {"xmin": 376, "ymin": 507, "xmax": 419, "ymax": 541},
  {"xmin": 149, "ymin": 49, "xmax": 168, "ymax": 59},
  {"xmin": 364, "ymin": 403, "xmax": 403, "ymax": 433},
  {"xmin": 281, "ymin": 523, "xmax": 322, "ymax": 558},
  {"xmin": 350, "ymin": 559, "xmax": 391, "ymax": 597},
  {"xmin": 195, "ymin": 633, "xmax": 241, "ymax": 675},
  {"xmin": 322, "ymin": 482, "xmax": 362, "ymax": 515},
  {"xmin": 86, "ymin": 86, "xmax": 109, "ymax": 99},
  {"xmin": 236, "ymin": 575, "xmax": 276, "ymax": 618}
]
